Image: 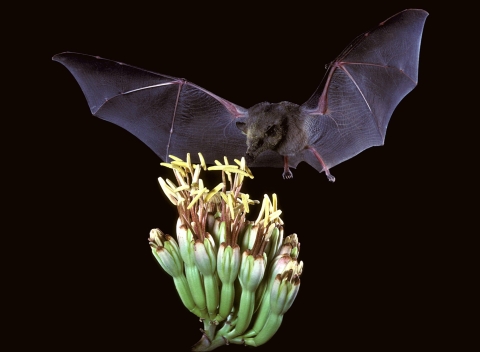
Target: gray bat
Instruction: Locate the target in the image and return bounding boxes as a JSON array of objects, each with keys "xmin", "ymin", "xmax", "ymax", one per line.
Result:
[{"xmin": 53, "ymin": 9, "xmax": 428, "ymax": 181}]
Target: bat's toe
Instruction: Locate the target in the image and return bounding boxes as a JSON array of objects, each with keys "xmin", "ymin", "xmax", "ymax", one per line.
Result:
[
  {"xmin": 326, "ymin": 173, "xmax": 335, "ymax": 182},
  {"xmin": 282, "ymin": 170, "xmax": 293, "ymax": 180}
]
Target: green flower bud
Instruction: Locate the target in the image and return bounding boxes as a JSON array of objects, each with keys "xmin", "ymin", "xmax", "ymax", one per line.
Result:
[
  {"xmin": 215, "ymin": 243, "xmax": 241, "ymax": 322},
  {"xmin": 176, "ymin": 219, "xmax": 207, "ymax": 318},
  {"xmin": 149, "ymin": 229, "xmax": 183, "ymax": 277},
  {"xmin": 194, "ymin": 235, "xmax": 219, "ymax": 320},
  {"xmin": 239, "ymin": 251, "xmax": 266, "ymax": 291}
]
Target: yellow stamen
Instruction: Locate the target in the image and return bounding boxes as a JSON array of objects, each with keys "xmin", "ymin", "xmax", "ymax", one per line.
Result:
[
  {"xmin": 171, "ymin": 160, "xmax": 189, "ymax": 169},
  {"xmin": 263, "ymin": 195, "xmax": 270, "ymax": 228},
  {"xmin": 220, "ymin": 192, "xmax": 228, "ymax": 203},
  {"xmin": 255, "ymin": 195, "xmax": 267, "ymax": 225},
  {"xmin": 207, "ymin": 165, "xmax": 251, "ymax": 178},
  {"xmin": 187, "ymin": 188, "xmax": 207, "ymax": 209},
  {"xmin": 205, "ymin": 183, "xmax": 224, "ymax": 202},
  {"xmin": 164, "ymin": 162, "xmax": 187, "ymax": 177},
  {"xmin": 269, "ymin": 210, "xmax": 282, "ymax": 221},
  {"xmin": 166, "ymin": 178, "xmax": 178, "ymax": 190},
  {"xmin": 192, "ymin": 164, "xmax": 202, "ymax": 184},
  {"xmin": 198, "ymin": 153, "xmax": 206, "ymax": 170},
  {"xmin": 174, "ymin": 184, "xmax": 190, "ymax": 193},
  {"xmin": 208, "ymin": 165, "xmax": 238, "ymax": 171},
  {"xmin": 177, "ymin": 194, "xmax": 186, "ymax": 203},
  {"xmin": 158, "ymin": 177, "xmax": 175, "ymax": 194},
  {"xmin": 244, "ymin": 164, "xmax": 254, "ymax": 178},
  {"xmin": 227, "ymin": 192, "xmax": 235, "ymax": 219},
  {"xmin": 168, "ymin": 155, "xmax": 184, "ymax": 162},
  {"xmin": 241, "ymin": 193, "xmax": 250, "ymax": 213},
  {"xmin": 158, "ymin": 177, "xmax": 178, "ymax": 205},
  {"xmin": 186, "ymin": 153, "xmax": 193, "ymax": 174},
  {"xmin": 175, "ymin": 173, "xmax": 189, "ymax": 188}
]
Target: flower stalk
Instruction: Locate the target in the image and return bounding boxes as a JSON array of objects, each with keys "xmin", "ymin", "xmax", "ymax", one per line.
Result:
[{"xmin": 151, "ymin": 153, "xmax": 303, "ymax": 350}]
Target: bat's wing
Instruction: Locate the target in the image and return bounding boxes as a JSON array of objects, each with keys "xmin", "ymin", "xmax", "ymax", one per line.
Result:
[
  {"xmin": 53, "ymin": 52, "xmax": 261, "ymax": 165},
  {"xmin": 299, "ymin": 9, "xmax": 428, "ymax": 174}
]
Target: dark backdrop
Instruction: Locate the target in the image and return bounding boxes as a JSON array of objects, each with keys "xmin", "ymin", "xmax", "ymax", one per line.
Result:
[{"xmin": 12, "ymin": 2, "xmax": 470, "ymax": 351}]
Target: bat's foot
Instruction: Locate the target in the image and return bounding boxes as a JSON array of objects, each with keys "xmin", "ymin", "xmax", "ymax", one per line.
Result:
[
  {"xmin": 325, "ymin": 172, "xmax": 335, "ymax": 182},
  {"xmin": 307, "ymin": 147, "xmax": 335, "ymax": 182},
  {"xmin": 282, "ymin": 156, "xmax": 293, "ymax": 179},
  {"xmin": 282, "ymin": 169, "xmax": 293, "ymax": 179}
]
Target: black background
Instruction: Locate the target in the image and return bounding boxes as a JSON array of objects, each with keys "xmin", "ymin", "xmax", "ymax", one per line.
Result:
[{"xmin": 12, "ymin": 2, "xmax": 472, "ymax": 351}]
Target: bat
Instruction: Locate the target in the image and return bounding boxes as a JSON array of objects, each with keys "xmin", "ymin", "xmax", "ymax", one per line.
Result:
[{"xmin": 53, "ymin": 9, "xmax": 428, "ymax": 182}]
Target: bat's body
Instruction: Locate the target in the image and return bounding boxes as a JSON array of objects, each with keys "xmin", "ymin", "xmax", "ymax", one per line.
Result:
[
  {"xmin": 53, "ymin": 9, "xmax": 428, "ymax": 181},
  {"xmin": 237, "ymin": 101, "xmax": 317, "ymax": 179}
]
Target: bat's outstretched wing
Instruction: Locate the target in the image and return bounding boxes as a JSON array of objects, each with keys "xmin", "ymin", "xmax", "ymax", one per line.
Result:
[
  {"xmin": 53, "ymin": 52, "xmax": 256, "ymax": 165},
  {"xmin": 299, "ymin": 9, "xmax": 428, "ymax": 175},
  {"xmin": 53, "ymin": 9, "xmax": 427, "ymax": 178}
]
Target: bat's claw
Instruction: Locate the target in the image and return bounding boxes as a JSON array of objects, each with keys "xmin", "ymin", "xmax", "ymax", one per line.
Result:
[
  {"xmin": 282, "ymin": 170, "xmax": 293, "ymax": 179},
  {"xmin": 326, "ymin": 173, "xmax": 335, "ymax": 182}
]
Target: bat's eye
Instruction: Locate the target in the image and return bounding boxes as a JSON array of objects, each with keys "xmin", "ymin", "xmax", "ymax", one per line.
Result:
[{"xmin": 265, "ymin": 125, "xmax": 276, "ymax": 137}]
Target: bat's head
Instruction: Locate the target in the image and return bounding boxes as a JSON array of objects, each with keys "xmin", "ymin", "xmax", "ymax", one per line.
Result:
[{"xmin": 235, "ymin": 101, "xmax": 306, "ymax": 163}]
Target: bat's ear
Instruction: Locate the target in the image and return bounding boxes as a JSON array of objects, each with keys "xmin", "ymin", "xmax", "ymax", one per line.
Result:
[{"xmin": 235, "ymin": 118, "xmax": 248, "ymax": 135}]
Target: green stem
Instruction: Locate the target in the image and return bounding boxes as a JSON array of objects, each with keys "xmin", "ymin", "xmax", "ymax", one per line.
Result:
[
  {"xmin": 185, "ymin": 264, "xmax": 207, "ymax": 318},
  {"xmin": 225, "ymin": 290, "xmax": 254, "ymax": 339},
  {"xmin": 243, "ymin": 314, "xmax": 283, "ymax": 347},
  {"xmin": 203, "ymin": 274, "xmax": 219, "ymax": 320},
  {"xmin": 172, "ymin": 275, "xmax": 202, "ymax": 317},
  {"xmin": 215, "ymin": 282, "xmax": 235, "ymax": 322}
]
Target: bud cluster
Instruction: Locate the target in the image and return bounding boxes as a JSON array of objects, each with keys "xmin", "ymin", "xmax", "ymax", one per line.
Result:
[{"xmin": 149, "ymin": 154, "xmax": 303, "ymax": 350}]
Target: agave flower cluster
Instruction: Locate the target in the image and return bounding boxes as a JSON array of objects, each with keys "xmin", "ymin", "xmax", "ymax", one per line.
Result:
[{"xmin": 148, "ymin": 154, "xmax": 303, "ymax": 351}]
